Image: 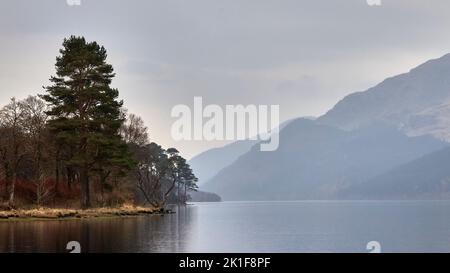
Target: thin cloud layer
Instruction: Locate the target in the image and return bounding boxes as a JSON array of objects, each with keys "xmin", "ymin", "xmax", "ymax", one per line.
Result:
[{"xmin": 2, "ymin": 0, "xmax": 450, "ymax": 157}]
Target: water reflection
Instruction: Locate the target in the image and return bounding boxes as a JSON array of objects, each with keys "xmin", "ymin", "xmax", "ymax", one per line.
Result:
[
  {"xmin": 1, "ymin": 201, "xmax": 450, "ymax": 253},
  {"xmin": 0, "ymin": 205, "xmax": 198, "ymax": 253}
]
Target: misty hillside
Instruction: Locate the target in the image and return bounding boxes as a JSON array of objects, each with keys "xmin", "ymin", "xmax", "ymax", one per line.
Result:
[
  {"xmin": 189, "ymin": 119, "xmax": 295, "ymax": 186},
  {"xmin": 188, "ymin": 140, "xmax": 259, "ymax": 186},
  {"xmin": 189, "ymin": 190, "xmax": 222, "ymax": 202},
  {"xmin": 202, "ymin": 54, "xmax": 450, "ymax": 201},
  {"xmin": 202, "ymin": 119, "xmax": 446, "ymax": 200},
  {"xmin": 342, "ymin": 147, "xmax": 450, "ymax": 200},
  {"xmin": 319, "ymin": 53, "xmax": 450, "ymax": 142}
]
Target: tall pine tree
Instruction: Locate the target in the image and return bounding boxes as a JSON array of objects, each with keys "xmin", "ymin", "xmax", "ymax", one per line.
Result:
[{"xmin": 42, "ymin": 36, "xmax": 131, "ymax": 208}]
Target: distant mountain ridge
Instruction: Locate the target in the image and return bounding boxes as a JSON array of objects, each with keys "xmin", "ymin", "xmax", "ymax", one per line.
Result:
[
  {"xmin": 201, "ymin": 53, "xmax": 450, "ymax": 200},
  {"xmin": 342, "ymin": 147, "xmax": 450, "ymax": 199},
  {"xmin": 202, "ymin": 119, "xmax": 446, "ymax": 200},
  {"xmin": 319, "ymin": 53, "xmax": 450, "ymax": 142},
  {"xmin": 189, "ymin": 190, "xmax": 222, "ymax": 202},
  {"xmin": 188, "ymin": 119, "xmax": 295, "ymax": 186},
  {"xmin": 189, "ymin": 140, "xmax": 259, "ymax": 186}
]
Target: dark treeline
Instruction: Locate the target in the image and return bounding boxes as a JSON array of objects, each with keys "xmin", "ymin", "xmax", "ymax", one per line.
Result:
[{"xmin": 0, "ymin": 36, "xmax": 197, "ymax": 209}]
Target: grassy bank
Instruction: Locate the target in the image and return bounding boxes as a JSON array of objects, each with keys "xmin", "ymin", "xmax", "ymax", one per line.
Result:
[{"xmin": 0, "ymin": 204, "xmax": 166, "ymax": 221}]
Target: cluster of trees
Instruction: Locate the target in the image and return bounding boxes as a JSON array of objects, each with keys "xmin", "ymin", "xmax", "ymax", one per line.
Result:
[{"xmin": 0, "ymin": 36, "xmax": 197, "ymax": 209}]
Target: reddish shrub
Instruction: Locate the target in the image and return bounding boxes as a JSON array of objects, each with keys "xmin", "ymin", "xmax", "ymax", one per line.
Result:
[{"xmin": 0, "ymin": 178, "xmax": 81, "ymax": 207}]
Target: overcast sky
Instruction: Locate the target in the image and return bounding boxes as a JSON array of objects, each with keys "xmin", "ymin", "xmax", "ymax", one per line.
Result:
[{"xmin": 2, "ymin": 0, "xmax": 450, "ymax": 158}]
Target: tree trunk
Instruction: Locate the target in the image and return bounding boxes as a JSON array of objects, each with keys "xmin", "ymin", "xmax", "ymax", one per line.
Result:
[
  {"xmin": 1, "ymin": 175, "xmax": 6, "ymax": 201},
  {"xmin": 163, "ymin": 179, "xmax": 177, "ymax": 207},
  {"xmin": 55, "ymin": 154, "xmax": 60, "ymax": 196},
  {"xmin": 8, "ymin": 173, "xmax": 16, "ymax": 207},
  {"xmin": 67, "ymin": 167, "xmax": 73, "ymax": 190},
  {"xmin": 99, "ymin": 172, "xmax": 107, "ymax": 205},
  {"xmin": 80, "ymin": 167, "xmax": 90, "ymax": 209},
  {"xmin": 177, "ymin": 183, "xmax": 180, "ymax": 205}
]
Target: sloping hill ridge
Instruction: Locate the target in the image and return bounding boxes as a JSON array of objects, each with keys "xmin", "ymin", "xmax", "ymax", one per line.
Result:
[
  {"xmin": 318, "ymin": 53, "xmax": 450, "ymax": 141},
  {"xmin": 189, "ymin": 119, "xmax": 295, "ymax": 186},
  {"xmin": 342, "ymin": 147, "xmax": 450, "ymax": 199},
  {"xmin": 188, "ymin": 140, "xmax": 258, "ymax": 186},
  {"xmin": 203, "ymin": 54, "xmax": 450, "ymax": 201},
  {"xmin": 202, "ymin": 119, "xmax": 447, "ymax": 200}
]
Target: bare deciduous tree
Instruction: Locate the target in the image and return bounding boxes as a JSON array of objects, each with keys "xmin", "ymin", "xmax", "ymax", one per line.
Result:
[
  {"xmin": 120, "ymin": 111, "xmax": 149, "ymax": 147},
  {"xmin": 20, "ymin": 96, "xmax": 54, "ymax": 206},
  {"xmin": 0, "ymin": 98, "xmax": 26, "ymax": 206}
]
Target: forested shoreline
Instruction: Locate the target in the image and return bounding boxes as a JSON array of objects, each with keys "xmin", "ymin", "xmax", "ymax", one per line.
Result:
[{"xmin": 0, "ymin": 36, "xmax": 198, "ymax": 212}]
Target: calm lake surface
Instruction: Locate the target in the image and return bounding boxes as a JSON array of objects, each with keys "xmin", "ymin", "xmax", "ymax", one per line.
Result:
[{"xmin": 1, "ymin": 201, "xmax": 450, "ymax": 253}]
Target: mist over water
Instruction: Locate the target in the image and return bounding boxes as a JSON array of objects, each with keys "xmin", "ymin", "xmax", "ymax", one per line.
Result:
[{"xmin": 1, "ymin": 201, "xmax": 450, "ymax": 253}]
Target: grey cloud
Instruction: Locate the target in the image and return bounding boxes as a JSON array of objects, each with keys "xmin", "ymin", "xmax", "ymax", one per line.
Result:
[{"xmin": 2, "ymin": 0, "xmax": 450, "ymax": 157}]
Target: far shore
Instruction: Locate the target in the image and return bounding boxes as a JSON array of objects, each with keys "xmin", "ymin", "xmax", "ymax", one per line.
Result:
[{"xmin": 0, "ymin": 205, "xmax": 168, "ymax": 222}]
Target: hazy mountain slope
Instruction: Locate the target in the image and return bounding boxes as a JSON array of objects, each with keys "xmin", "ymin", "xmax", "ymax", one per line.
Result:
[
  {"xmin": 342, "ymin": 147, "xmax": 450, "ymax": 199},
  {"xmin": 202, "ymin": 119, "xmax": 446, "ymax": 200},
  {"xmin": 188, "ymin": 140, "xmax": 258, "ymax": 186},
  {"xmin": 188, "ymin": 119, "xmax": 294, "ymax": 186},
  {"xmin": 189, "ymin": 190, "xmax": 222, "ymax": 202},
  {"xmin": 202, "ymin": 54, "xmax": 450, "ymax": 201},
  {"xmin": 318, "ymin": 53, "xmax": 450, "ymax": 142}
]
